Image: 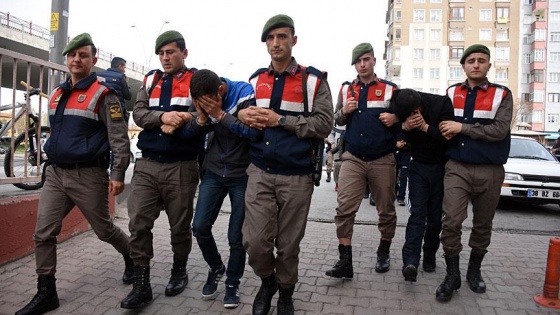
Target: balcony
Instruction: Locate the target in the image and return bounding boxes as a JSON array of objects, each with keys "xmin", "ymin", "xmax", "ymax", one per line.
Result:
[{"xmin": 532, "ymin": 0, "xmax": 547, "ymax": 12}]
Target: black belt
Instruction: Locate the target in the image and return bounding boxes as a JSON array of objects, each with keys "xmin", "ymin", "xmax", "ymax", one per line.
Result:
[
  {"xmin": 142, "ymin": 151, "xmax": 198, "ymax": 163},
  {"xmin": 54, "ymin": 157, "xmax": 108, "ymax": 170}
]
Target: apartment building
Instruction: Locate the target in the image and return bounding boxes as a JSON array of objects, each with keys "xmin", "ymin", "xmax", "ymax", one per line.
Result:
[
  {"xmin": 520, "ymin": 0, "xmax": 560, "ymax": 138},
  {"xmin": 384, "ymin": 0, "xmax": 520, "ymax": 120}
]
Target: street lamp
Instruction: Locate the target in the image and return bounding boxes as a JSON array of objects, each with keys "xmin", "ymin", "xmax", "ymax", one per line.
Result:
[
  {"xmin": 130, "ymin": 25, "xmax": 148, "ymax": 70},
  {"xmin": 148, "ymin": 21, "xmax": 170, "ymax": 68}
]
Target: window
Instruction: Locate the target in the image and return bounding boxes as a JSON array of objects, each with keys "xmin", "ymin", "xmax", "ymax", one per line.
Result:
[
  {"xmin": 414, "ymin": 10, "xmax": 426, "ymax": 22},
  {"xmin": 431, "ymin": 10, "xmax": 442, "ymax": 22},
  {"xmin": 450, "ymin": 7, "xmax": 465, "ymax": 21},
  {"xmin": 497, "ymin": 7, "xmax": 510, "ymax": 19},
  {"xmin": 450, "ymin": 30, "xmax": 464, "ymax": 41},
  {"xmin": 551, "ymin": 32, "xmax": 560, "ymax": 42},
  {"xmin": 394, "ymin": 48, "xmax": 401, "ymax": 61},
  {"xmin": 523, "ymin": 34, "xmax": 532, "ymax": 44},
  {"xmin": 450, "ymin": 46, "xmax": 464, "ymax": 60},
  {"xmin": 414, "ymin": 29, "xmax": 425, "ymax": 40},
  {"xmin": 535, "ymin": 29, "xmax": 546, "ymax": 41},
  {"xmin": 496, "ymin": 47, "xmax": 510, "ymax": 61},
  {"xmin": 395, "ymin": 29, "xmax": 401, "ymax": 41},
  {"xmin": 548, "ymin": 93, "xmax": 560, "ymax": 103},
  {"xmin": 533, "ymin": 110, "xmax": 543, "ymax": 123},
  {"xmin": 551, "ymin": 11, "xmax": 560, "ymax": 21},
  {"xmin": 431, "ymin": 0, "xmax": 442, "ymax": 3},
  {"xmin": 479, "ymin": 29, "xmax": 492, "ymax": 41},
  {"xmin": 548, "ymin": 114, "xmax": 560, "ymax": 124},
  {"xmin": 480, "ymin": 9, "xmax": 492, "ymax": 21},
  {"xmin": 550, "ymin": 52, "xmax": 560, "ymax": 62},
  {"xmin": 531, "ymin": 70, "xmax": 544, "ymax": 83},
  {"xmin": 531, "ymin": 91, "xmax": 544, "ymax": 102},
  {"xmin": 449, "ymin": 66, "xmax": 463, "ymax": 79},
  {"xmin": 549, "ymin": 72, "xmax": 560, "ymax": 82},
  {"xmin": 523, "ymin": 14, "xmax": 532, "ymax": 24},
  {"xmin": 523, "ymin": 54, "xmax": 531, "ymax": 64},
  {"xmin": 430, "ymin": 29, "xmax": 441, "ymax": 41},
  {"xmin": 396, "ymin": 11, "xmax": 401, "ymax": 22},
  {"xmin": 429, "ymin": 88, "xmax": 440, "ymax": 94},
  {"xmin": 414, "ymin": 0, "xmax": 426, "ymax": 2},
  {"xmin": 522, "ymin": 73, "xmax": 531, "ymax": 83},
  {"xmin": 430, "ymin": 68, "xmax": 440, "ymax": 79},
  {"xmin": 413, "ymin": 68, "xmax": 424, "ymax": 79},
  {"xmin": 496, "ymin": 29, "xmax": 509, "ymax": 41},
  {"xmin": 534, "ymin": 49, "xmax": 545, "ymax": 62},
  {"xmin": 522, "ymin": 93, "xmax": 531, "ymax": 101},
  {"xmin": 414, "ymin": 49, "xmax": 425, "ymax": 60},
  {"xmin": 495, "ymin": 69, "xmax": 508, "ymax": 82},
  {"xmin": 430, "ymin": 49, "xmax": 440, "ymax": 60}
]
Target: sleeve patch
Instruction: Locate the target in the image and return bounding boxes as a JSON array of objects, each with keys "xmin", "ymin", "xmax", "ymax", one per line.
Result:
[{"xmin": 110, "ymin": 103, "xmax": 123, "ymax": 120}]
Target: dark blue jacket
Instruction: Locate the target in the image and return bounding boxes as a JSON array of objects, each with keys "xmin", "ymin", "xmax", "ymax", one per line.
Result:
[{"xmin": 45, "ymin": 73, "xmax": 110, "ymax": 163}]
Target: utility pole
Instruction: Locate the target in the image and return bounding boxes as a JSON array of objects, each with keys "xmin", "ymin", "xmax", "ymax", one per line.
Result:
[{"xmin": 49, "ymin": 0, "xmax": 69, "ymax": 88}]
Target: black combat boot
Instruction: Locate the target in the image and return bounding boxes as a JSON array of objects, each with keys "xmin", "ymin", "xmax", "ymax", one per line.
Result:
[
  {"xmin": 121, "ymin": 265, "xmax": 153, "ymax": 309},
  {"xmin": 277, "ymin": 285, "xmax": 295, "ymax": 315},
  {"xmin": 122, "ymin": 252, "xmax": 135, "ymax": 285},
  {"xmin": 252, "ymin": 274, "xmax": 278, "ymax": 315},
  {"xmin": 466, "ymin": 252, "xmax": 486, "ymax": 293},
  {"xmin": 435, "ymin": 255, "xmax": 461, "ymax": 302},
  {"xmin": 165, "ymin": 256, "xmax": 188, "ymax": 296},
  {"xmin": 326, "ymin": 172, "xmax": 331, "ymax": 182},
  {"xmin": 16, "ymin": 275, "xmax": 59, "ymax": 315},
  {"xmin": 325, "ymin": 244, "xmax": 353, "ymax": 279},
  {"xmin": 375, "ymin": 240, "xmax": 391, "ymax": 273}
]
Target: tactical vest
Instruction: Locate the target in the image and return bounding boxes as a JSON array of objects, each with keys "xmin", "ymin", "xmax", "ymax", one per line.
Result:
[
  {"xmin": 45, "ymin": 78, "xmax": 109, "ymax": 163},
  {"xmin": 248, "ymin": 66, "xmax": 323, "ymax": 175},
  {"xmin": 446, "ymin": 82, "xmax": 511, "ymax": 164}
]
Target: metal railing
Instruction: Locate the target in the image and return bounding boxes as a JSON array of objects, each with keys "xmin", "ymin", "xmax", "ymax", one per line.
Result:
[
  {"xmin": 0, "ymin": 48, "xmax": 67, "ymax": 187},
  {"xmin": 0, "ymin": 11, "xmax": 148, "ymax": 74}
]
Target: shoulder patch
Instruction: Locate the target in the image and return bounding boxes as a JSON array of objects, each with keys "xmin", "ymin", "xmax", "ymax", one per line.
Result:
[{"xmin": 109, "ymin": 103, "xmax": 123, "ymax": 120}]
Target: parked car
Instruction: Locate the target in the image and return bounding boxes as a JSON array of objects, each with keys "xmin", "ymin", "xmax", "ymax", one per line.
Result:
[
  {"xmin": 501, "ymin": 136, "xmax": 560, "ymax": 207},
  {"xmin": 130, "ymin": 138, "xmax": 142, "ymax": 163}
]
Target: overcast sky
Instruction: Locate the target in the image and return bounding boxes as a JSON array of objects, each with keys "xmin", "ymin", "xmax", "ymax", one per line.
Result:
[{"xmin": 3, "ymin": 0, "xmax": 388, "ymax": 97}]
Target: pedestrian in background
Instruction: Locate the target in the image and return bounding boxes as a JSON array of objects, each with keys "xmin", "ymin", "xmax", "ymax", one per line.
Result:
[
  {"xmin": 237, "ymin": 14, "xmax": 333, "ymax": 315},
  {"xmin": 98, "ymin": 56, "xmax": 132, "ymax": 122},
  {"xmin": 121, "ymin": 30, "xmax": 206, "ymax": 309},
  {"xmin": 394, "ymin": 132, "xmax": 410, "ymax": 206},
  {"xmin": 325, "ymin": 137, "xmax": 334, "ymax": 182},
  {"xmin": 436, "ymin": 44, "xmax": 513, "ymax": 302},
  {"xmin": 389, "ymin": 88, "xmax": 454, "ymax": 283},
  {"xmin": 326, "ymin": 43, "xmax": 399, "ymax": 280},
  {"xmin": 16, "ymin": 33, "xmax": 132, "ymax": 315}
]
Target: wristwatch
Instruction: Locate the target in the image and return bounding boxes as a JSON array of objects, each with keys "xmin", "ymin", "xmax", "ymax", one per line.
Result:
[{"xmin": 278, "ymin": 115, "xmax": 287, "ymax": 126}]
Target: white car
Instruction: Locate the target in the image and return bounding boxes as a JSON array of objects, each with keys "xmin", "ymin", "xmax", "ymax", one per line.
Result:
[
  {"xmin": 501, "ymin": 136, "xmax": 560, "ymax": 206},
  {"xmin": 130, "ymin": 138, "xmax": 142, "ymax": 163}
]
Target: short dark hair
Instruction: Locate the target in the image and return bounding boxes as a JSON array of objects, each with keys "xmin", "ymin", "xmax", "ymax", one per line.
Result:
[
  {"xmin": 190, "ymin": 69, "xmax": 222, "ymax": 99},
  {"xmin": 111, "ymin": 57, "xmax": 126, "ymax": 68},
  {"xmin": 391, "ymin": 89, "xmax": 422, "ymax": 121}
]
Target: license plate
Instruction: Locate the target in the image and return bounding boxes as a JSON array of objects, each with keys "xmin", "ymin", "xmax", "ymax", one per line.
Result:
[{"xmin": 527, "ymin": 189, "xmax": 560, "ymax": 199}]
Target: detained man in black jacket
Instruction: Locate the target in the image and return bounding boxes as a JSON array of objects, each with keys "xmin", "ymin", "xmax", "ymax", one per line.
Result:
[{"xmin": 390, "ymin": 89, "xmax": 455, "ymax": 282}]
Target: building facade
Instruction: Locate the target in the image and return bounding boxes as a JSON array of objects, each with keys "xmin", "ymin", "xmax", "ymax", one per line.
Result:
[{"xmin": 384, "ymin": 0, "xmax": 520, "ymax": 122}]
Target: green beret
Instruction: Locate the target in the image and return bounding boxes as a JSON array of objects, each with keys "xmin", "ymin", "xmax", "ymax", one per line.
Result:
[
  {"xmin": 261, "ymin": 14, "xmax": 294, "ymax": 42},
  {"xmin": 460, "ymin": 44, "xmax": 490, "ymax": 64},
  {"xmin": 351, "ymin": 43, "xmax": 374, "ymax": 65},
  {"xmin": 155, "ymin": 30, "xmax": 184, "ymax": 54},
  {"xmin": 62, "ymin": 33, "xmax": 94, "ymax": 56}
]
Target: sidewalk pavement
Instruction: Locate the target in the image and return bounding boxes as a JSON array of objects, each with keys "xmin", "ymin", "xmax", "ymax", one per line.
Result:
[{"xmin": 0, "ymin": 211, "xmax": 558, "ymax": 315}]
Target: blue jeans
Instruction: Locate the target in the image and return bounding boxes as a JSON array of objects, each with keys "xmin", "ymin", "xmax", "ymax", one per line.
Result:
[
  {"xmin": 402, "ymin": 160, "xmax": 444, "ymax": 267},
  {"xmin": 192, "ymin": 171, "xmax": 247, "ymax": 286}
]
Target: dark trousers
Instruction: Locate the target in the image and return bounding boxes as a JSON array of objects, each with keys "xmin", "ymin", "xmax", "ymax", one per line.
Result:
[
  {"xmin": 402, "ymin": 160, "xmax": 444, "ymax": 267},
  {"xmin": 192, "ymin": 171, "xmax": 247, "ymax": 286}
]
